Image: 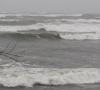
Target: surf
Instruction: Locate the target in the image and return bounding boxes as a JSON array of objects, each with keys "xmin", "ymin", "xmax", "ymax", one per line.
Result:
[{"xmin": 0, "ymin": 68, "xmax": 99, "ymax": 87}]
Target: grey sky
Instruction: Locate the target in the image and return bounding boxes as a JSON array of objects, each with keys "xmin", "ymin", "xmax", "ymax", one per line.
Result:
[{"xmin": 0, "ymin": 0, "xmax": 99, "ymax": 13}]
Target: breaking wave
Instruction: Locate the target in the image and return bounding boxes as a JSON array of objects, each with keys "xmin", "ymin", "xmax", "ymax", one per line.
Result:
[
  {"xmin": 60, "ymin": 32, "xmax": 100, "ymax": 40},
  {"xmin": 0, "ymin": 32, "xmax": 61, "ymax": 40},
  {"xmin": 0, "ymin": 68, "xmax": 100, "ymax": 87},
  {"xmin": 1, "ymin": 32, "xmax": 100, "ymax": 40},
  {"xmin": 54, "ymin": 19, "xmax": 100, "ymax": 23},
  {"xmin": 0, "ymin": 23, "xmax": 100, "ymax": 32},
  {"xmin": 0, "ymin": 18, "xmax": 100, "ymax": 40}
]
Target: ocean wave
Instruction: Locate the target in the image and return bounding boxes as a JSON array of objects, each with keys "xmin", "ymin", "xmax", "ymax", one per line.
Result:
[
  {"xmin": 0, "ymin": 13, "xmax": 83, "ymax": 18},
  {"xmin": 0, "ymin": 19, "xmax": 20, "ymax": 22},
  {"xmin": 55, "ymin": 19, "xmax": 100, "ymax": 23},
  {"xmin": 0, "ymin": 23, "xmax": 100, "ymax": 40},
  {"xmin": 0, "ymin": 68, "xmax": 99, "ymax": 87},
  {"xmin": 1, "ymin": 32, "xmax": 100, "ymax": 40},
  {"xmin": 0, "ymin": 14, "xmax": 22, "ymax": 18},
  {"xmin": 0, "ymin": 32, "xmax": 61, "ymax": 40},
  {"xmin": 27, "ymin": 14, "xmax": 83, "ymax": 17},
  {"xmin": 0, "ymin": 23, "xmax": 100, "ymax": 33}
]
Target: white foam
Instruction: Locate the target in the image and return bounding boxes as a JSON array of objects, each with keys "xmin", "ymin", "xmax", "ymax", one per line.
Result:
[
  {"xmin": 37, "ymin": 23, "xmax": 100, "ymax": 33},
  {"xmin": 0, "ymin": 25, "xmax": 38, "ymax": 32},
  {"xmin": 59, "ymin": 33, "xmax": 100, "ymax": 40},
  {"xmin": 58, "ymin": 19, "xmax": 100, "ymax": 23},
  {"xmin": 0, "ymin": 14, "xmax": 22, "ymax": 18},
  {"xmin": 0, "ymin": 23, "xmax": 100, "ymax": 33},
  {"xmin": 0, "ymin": 68, "xmax": 100, "ymax": 87}
]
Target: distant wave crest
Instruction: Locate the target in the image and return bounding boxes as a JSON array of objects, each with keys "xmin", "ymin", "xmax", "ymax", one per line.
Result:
[{"xmin": 0, "ymin": 13, "xmax": 83, "ymax": 18}]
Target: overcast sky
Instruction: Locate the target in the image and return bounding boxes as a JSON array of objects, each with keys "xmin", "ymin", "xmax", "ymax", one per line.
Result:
[{"xmin": 0, "ymin": 0, "xmax": 99, "ymax": 13}]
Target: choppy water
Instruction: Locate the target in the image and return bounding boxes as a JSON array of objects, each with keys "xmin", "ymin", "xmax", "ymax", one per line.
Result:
[{"xmin": 0, "ymin": 13, "xmax": 100, "ymax": 90}]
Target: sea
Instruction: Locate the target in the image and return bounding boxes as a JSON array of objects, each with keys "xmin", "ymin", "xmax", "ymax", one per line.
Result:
[{"xmin": 0, "ymin": 13, "xmax": 100, "ymax": 90}]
